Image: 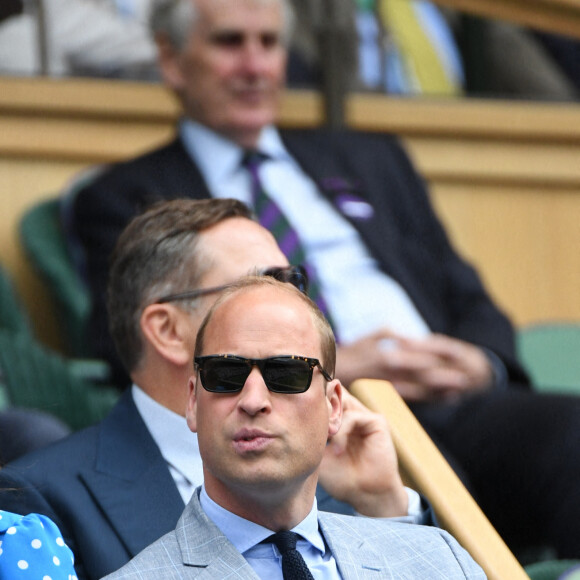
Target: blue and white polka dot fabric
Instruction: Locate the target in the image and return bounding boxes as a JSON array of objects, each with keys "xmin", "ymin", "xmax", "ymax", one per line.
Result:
[{"xmin": 0, "ymin": 510, "xmax": 76, "ymax": 579}]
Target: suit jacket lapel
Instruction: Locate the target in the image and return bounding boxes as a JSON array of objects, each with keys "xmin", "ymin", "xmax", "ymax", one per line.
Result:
[
  {"xmin": 79, "ymin": 390, "xmax": 185, "ymax": 557},
  {"xmin": 319, "ymin": 513, "xmax": 386, "ymax": 579},
  {"xmin": 175, "ymin": 491, "xmax": 259, "ymax": 579},
  {"xmin": 168, "ymin": 490, "xmax": 384, "ymax": 579},
  {"xmin": 166, "ymin": 136, "xmax": 213, "ymax": 201},
  {"xmin": 280, "ymin": 129, "xmax": 399, "ymax": 273}
]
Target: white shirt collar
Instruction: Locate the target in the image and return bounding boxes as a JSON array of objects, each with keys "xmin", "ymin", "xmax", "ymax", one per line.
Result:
[
  {"xmin": 178, "ymin": 119, "xmax": 291, "ymax": 198},
  {"xmin": 131, "ymin": 384, "xmax": 202, "ymax": 489}
]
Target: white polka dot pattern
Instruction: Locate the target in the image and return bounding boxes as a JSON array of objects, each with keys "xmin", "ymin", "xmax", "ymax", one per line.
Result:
[{"xmin": 0, "ymin": 510, "xmax": 77, "ymax": 579}]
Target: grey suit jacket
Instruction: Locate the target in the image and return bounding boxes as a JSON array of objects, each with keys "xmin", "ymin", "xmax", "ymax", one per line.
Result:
[{"xmin": 104, "ymin": 489, "xmax": 485, "ymax": 579}]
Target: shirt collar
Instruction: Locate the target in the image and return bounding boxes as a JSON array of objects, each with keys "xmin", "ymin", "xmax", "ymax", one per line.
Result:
[
  {"xmin": 199, "ymin": 485, "xmax": 326, "ymax": 556},
  {"xmin": 131, "ymin": 384, "xmax": 200, "ymax": 482},
  {"xmin": 179, "ymin": 119, "xmax": 291, "ymax": 180}
]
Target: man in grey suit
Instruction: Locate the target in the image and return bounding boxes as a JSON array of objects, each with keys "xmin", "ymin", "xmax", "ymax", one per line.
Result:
[{"xmin": 105, "ymin": 276, "xmax": 485, "ymax": 579}]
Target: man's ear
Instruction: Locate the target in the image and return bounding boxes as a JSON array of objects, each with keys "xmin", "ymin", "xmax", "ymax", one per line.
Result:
[
  {"xmin": 327, "ymin": 380, "xmax": 343, "ymax": 438},
  {"xmin": 185, "ymin": 375, "xmax": 198, "ymax": 433},
  {"xmin": 155, "ymin": 34, "xmax": 186, "ymax": 93},
  {"xmin": 141, "ymin": 303, "xmax": 192, "ymax": 366}
]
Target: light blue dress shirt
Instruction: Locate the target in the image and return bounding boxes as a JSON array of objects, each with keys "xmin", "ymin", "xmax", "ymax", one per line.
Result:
[
  {"xmin": 200, "ymin": 486, "xmax": 342, "ymax": 579},
  {"xmin": 132, "ymin": 385, "xmax": 203, "ymax": 504}
]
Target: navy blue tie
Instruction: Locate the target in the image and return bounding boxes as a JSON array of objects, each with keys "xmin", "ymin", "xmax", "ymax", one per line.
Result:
[{"xmin": 266, "ymin": 531, "xmax": 315, "ymax": 580}]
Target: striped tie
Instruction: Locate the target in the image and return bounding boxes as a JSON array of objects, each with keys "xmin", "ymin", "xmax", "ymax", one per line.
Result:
[{"xmin": 241, "ymin": 151, "xmax": 333, "ymax": 329}]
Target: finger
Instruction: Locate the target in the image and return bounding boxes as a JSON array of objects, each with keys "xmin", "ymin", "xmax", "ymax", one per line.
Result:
[
  {"xmin": 334, "ymin": 408, "xmax": 388, "ymax": 439},
  {"xmin": 382, "ymin": 348, "xmax": 442, "ymax": 379},
  {"xmin": 328, "ymin": 408, "xmax": 389, "ymax": 455},
  {"xmin": 341, "ymin": 389, "xmax": 373, "ymax": 413},
  {"xmin": 366, "ymin": 328, "xmax": 403, "ymax": 342},
  {"xmin": 419, "ymin": 367, "xmax": 473, "ymax": 391},
  {"xmin": 390, "ymin": 352, "xmax": 492, "ymax": 394},
  {"xmin": 398, "ymin": 334, "xmax": 473, "ymax": 362}
]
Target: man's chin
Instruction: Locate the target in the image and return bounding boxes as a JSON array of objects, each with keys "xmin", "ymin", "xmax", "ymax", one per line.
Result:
[{"xmin": 225, "ymin": 465, "xmax": 289, "ymax": 490}]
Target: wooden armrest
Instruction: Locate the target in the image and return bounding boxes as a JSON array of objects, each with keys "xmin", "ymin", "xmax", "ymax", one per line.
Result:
[{"xmin": 350, "ymin": 378, "xmax": 529, "ymax": 580}]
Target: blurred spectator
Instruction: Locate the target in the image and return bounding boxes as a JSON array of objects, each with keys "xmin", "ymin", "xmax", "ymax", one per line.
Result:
[
  {"xmin": 0, "ymin": 0, "xmax": 158, "ymax": 79},
  {"xmin": 289, "ymin": 0, "xmax": 464, "ymax": 95},
  {"xmin": 454, "ymin": 15, "xmax": 578, "ymax": 101},
  {"xmin": 0, "ymin": 0, "xmax": 575, "ymax": 101},
  {"xmin": 289, "ymin": 0, "xmax": 576, "ymax": 100},
  {"xmin": 534, "ymin": 30, "xmax": 580, "ymax": 93}
]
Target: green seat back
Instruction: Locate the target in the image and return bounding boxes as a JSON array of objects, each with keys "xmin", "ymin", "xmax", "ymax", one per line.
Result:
[
  {"xmin": 0, "ymin": 264, "xmax": 32, "ymax": 411},
  {"xmin": 0, "ymin": 263, "xmax": 32, "ymax": 338},
  {"xmin": 0, "ymin": 329, "xmax": 118, "ymax": 431},
  {"xmin": 19, "ymin": 198, "xmax": 91, "ymax": 357},
  {"xmin": 525, "ymin": 559, "xmax": 580, "ymax": 580},
  {"xmin": 517, "ymin": 323, "xmax": 580, "ymax": 394}
]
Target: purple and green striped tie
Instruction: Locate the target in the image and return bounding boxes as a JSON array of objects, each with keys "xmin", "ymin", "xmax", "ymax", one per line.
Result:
[{"xmin": 241, "ymin": 151, "xmax": 333, "ymax": 329}]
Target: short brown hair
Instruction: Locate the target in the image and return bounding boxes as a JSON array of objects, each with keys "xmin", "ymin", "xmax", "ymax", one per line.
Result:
[{"xmin": 107, "ymin": 198, "xmax": 253, "ymax": 373}]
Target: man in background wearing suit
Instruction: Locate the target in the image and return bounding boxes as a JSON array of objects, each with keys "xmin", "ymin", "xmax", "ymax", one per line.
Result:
[
  {"xmin": 105, "ymin": 275, "xmax": 485, "ymax": 579},
  {"xmin": 0, "ymin": 199, "xmax": 432, "ymax": 580},
  {"xmin": 69, "ymin": 0, "xmax": 580, "ymax": 559}
]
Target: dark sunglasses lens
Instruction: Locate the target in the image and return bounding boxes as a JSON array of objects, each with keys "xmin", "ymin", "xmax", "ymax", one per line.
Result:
[
  {"xmin": 263, "ymin": 358, "xmax": 311, "ymax": 393},
  {"xmin": 263, "ymin": 267, "xmax": 308, "ymax": 294},
  {"xmin": 201, "ymin": 359, "xmax": 250, "ymax": 393}
]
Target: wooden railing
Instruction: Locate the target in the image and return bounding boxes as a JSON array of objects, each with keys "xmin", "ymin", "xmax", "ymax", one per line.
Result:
[
  {"xmin": 351, "ymin": 379, "xmax": 529, "ymax": 580},
  {"xmin": 1, "ymin": 76, "xmax": 579, "ymax": 347}
]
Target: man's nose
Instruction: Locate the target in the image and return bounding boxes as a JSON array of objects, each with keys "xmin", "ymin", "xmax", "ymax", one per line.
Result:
[
  {"xmin": 240, "ymin": 40, "xmax": 272, "ymax": 74},
  {"xmin": 237, "ymin": 366, "xmax": 272, "ymax": 415}
]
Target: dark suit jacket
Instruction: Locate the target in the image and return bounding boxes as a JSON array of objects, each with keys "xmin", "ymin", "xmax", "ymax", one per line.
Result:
[
  {"xmin": 0, "ymin": 389, "xmax": 429, "ymax": 579},
  {"xmin": 71, "ymin": 128, "xmax": 529, "ymax": 387}
]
